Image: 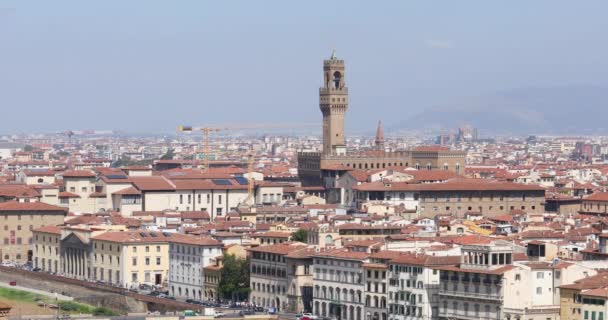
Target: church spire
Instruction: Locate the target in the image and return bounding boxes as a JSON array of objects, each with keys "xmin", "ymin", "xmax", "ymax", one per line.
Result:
[{"xmin": 375, "ymin": 120, "xmax": 385, "ymax": 150}]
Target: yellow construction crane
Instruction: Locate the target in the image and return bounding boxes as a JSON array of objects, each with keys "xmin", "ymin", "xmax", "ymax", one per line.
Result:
[
  {"xmin": 177, "ymin": 126, "xmax": 221, "ymax": 172},
  {"xmin": 178, "ymin": 122, "xmax": 316, "ymax": 172},
  {"xmin": 245, "ymin": 151, "xmax": 255, "ymax": 204},
  {"xmin": 178, "ymin": 122, "xmax": 317, "ymax": 204}
]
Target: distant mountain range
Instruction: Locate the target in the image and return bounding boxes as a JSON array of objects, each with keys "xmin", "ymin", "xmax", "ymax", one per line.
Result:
[{"xmin": 391, "ymin": 85, "xmax": 608, "ymax": 135}]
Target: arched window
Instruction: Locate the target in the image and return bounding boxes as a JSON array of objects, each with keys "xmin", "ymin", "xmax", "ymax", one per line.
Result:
[{"xmin": 333, "ymin": 71, "xmax": 342, "ymax": 89}]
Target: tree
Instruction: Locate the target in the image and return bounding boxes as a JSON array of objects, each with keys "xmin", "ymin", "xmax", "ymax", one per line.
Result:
[
  {"xmin": 218, "ymin": 254, "xmax": 250, "ymax": 302},
  {"xmin": 160, "ymin": 148, "xmax": 175, "ymax": 160},
  {"xmin": 292, "ymin": 229, "xmax": 309, "ymax": 243},
  {"xmin": 23, "ymin": 145, "xmax": 34, "ymax": 152}
]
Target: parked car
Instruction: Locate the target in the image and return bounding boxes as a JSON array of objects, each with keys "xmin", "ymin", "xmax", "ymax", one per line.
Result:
[
  {"xmin": 214, "ymin": 311, "xmax": 225, "ymax": 318},
  {"xmin": 186, "ymin": 299, "xmax": 202, "ymax": 305},
  {"xmin": 9, "ymin": 281, "xmax": 17, "ymax": 286},
  {"xmin": 32, "ymin": 267, "xmax": 42, "ymax": 272},
  {"xmin": 239, "ymin": 310, "xmax": 255, "ymax": 316},
  {"xmin": 299, "ymin": 313, "xmax": 318, "ymax": 320}
]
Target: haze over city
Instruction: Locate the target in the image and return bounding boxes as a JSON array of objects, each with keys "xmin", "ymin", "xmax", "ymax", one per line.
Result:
[
  {"xmin": 3, "ymin": 3, "xmax": 608, "ymax": 320},
  {"xmin": 2, "ymin": 1, "xmax": 608, "ymax": 134}
]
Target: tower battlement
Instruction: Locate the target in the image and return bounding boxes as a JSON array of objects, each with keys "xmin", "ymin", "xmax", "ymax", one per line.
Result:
[{"xmin": 323, "ymin": 59, "xmax": 344, "ymax": 66}]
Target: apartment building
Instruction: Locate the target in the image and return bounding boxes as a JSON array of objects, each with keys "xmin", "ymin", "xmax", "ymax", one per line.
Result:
[
  {"xmin": 61, "ymin": 170, "xmax": 106, "ymax": 213},
  {"xmin": 363, "ymin": 262, "xmax": 389, "ymax": 320},
  {"xmin": 338, "ymin": 224, "xmax": 403, "ymax": 242},
  {"xmin": 249, "ymin": 242, "xmax": 309, "ymax": 312},
  {"xmin": 503, "ymin": 261, "xmax": 596, "ymax": 320},
  {"xmin": 313, "ymin": 248, "xmax": 369, "ymax": 320},
  {"xmin": 353, "ymin": 179, "xmax": 545, "ymax": 218},
  {"xmin": 107, "ymin": 176, "xmax": 248, "ymax": 219},
  {"xmin": 90, "ymin": 230, "xmax": 171, "ymax": 288},
  {"xmin": 17, "ymin": 169, "xmax": 56, "ymax": 185},
  {"xmin": 385, "ymin": 253, "xmax": 460, "ymax": 320},
  {"xmin": 203, "ymin": 257, "xmax": 223, "ymax": 302},
  {"xmin": 0, "ymin": 201, "xmax": 67, "ymax": 264},
  {"xmin": 285, "ymin": 246, "xmax": 316, "ymax": 313},
  {"xmin": 31, "ymin": 225, "xmax": 62, "ymax": 273},
  {"xmin": 436, "ymin": 241, "xmax": 515, "ymax": 320},
  {"xmin": 579, "ymin": 192, "xmax": 608, "ymax": 216},
  {"xmin": 168, "ymin": 235, "xmax": 223, "ymax": 301},
  {"xmin": 560, "ymin": 273, "xmax": 608, "ymax": 320}
]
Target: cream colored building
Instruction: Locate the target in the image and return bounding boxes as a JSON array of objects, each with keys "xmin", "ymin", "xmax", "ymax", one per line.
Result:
[
  {"xmin": 203, "ymin": 257, "xmax": 223, "ymax": 302},
  {"xmin": 90, "ymin": 230, "xmax": 171, "ymax": 288},
  {"xmin": 249, "ymin": 242, "xmax": 311, "ymax": 312},
  {"xmin": 0, "ymin": 201, "xmax": 66, "ymax": 264},
  {"xmin": 32, "ymin": 225, "xmax": 62, "ymax": 273},
  {"xmin": 61, "ymin": 170, "xmax": 106, "ymax": 213},
  {"xmin": 502, "ymin": 261, "xmax": 596, "ymax": 320},
  {"xmin": 17, "ymin": 169, "xmax": 56, "ymax": 185},
  {"xmin": 107, "ymin": 176, "xmax": 248, "ymax": 219}
]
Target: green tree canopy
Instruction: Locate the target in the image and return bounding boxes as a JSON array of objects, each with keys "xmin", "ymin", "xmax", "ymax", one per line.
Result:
[
  {"xmin": 292, "ymin": 229, "xmax": 309, "ymax": 243},
  {"xmin": 160, "ymin": 148, "xmax": 175, "ymax": 160},
  {"xmin": 218, "ymin": 254, "xmax": 250, "ymax": 301}
]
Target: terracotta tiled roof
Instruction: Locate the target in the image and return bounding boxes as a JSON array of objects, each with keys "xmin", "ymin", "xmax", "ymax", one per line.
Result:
[
  {"xmin": 62, "ymin": 170, "xmax": 96, "ymax": 178},
  {"xmin": 59, "ymin": 191, "xmax": 80, "ymax": 198},
  {"xmin": 582, "ymin": 287, "xmax": 608, "ymax": 298},
  {"xmin": 22, "ymin": 169, "xmax": 56, "ymax": 177},
  {"xmin": 286, "ymin": 247, "xmax": 317, "ymax": 259},
  {"xmin": 129, "ymin": 176, "xmax": 175, "ymax": 191},
  {"xmin": 584, "ymin": 192, "xmax": 608, "ymax": 202},
  {"xmin": 113, "ymin": 186, "xmax": 141, "ymax": 195},
  {"xmin": 338, "ymin": 223, "xmax": 403, "ymax": 231},
  {"xmin": 0, "ymin": 184, "xmax": 41, "ymax": 198},
  {"xmin": 92, "ymin": 230, "xmax": 175, "ymax": 243},
  {"xmin": 349, "ymin": 170, "xmax": 369, "ymax": 182},
  {"xmin": 169, "ymin": 233, "xmax": 222, "ymax": 246},
  {"xmin": 172, "ymin": 179, "xmax": 247, "ymax": 190},
  {"xmin": 406, "ymin": 170, "xmax": 461, "ymax": 182},
  {"xmin": 32, "ymin": 225, "xmax": 62, "ymax": 234},
  {"xmin": 253, "ymin": 231, "xmax": 292, "ymax": 238},
  {"xmin": 561, "ymin": 272, "xmax": 608, "ymax": 290},
  {"xmin": 519, "ymin": 230, "xmax": 564, "ymax": 239},
  {"xmin": 354, "ymin": 178, "xmax": 544, "ymax": 192},
  {"xmin": 249, "ymin": 242, "xmax": 308, "ymax": 255},
  {"xmin": 180, "ymin": 211, "xmax": 210, "ymax": 220},
  {"xmin": 0, "ymin": 200, "xmax": 67, "ymax": 212}
]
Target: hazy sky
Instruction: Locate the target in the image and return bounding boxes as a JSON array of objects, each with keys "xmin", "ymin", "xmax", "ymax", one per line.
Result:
[{"xmin": 1, "ymin": 1, "xmax": 607, "ymax": 134}]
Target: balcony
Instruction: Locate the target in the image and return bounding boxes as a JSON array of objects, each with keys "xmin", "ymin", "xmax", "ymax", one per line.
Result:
[{"xmin": 439, "ymin": 290, "xmax": 502, "ymax": 301}]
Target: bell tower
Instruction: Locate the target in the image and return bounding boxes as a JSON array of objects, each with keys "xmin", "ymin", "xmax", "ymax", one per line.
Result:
[{"xmin": 320, "ymin": 50, "xmax": 348, "ymax": 155}]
